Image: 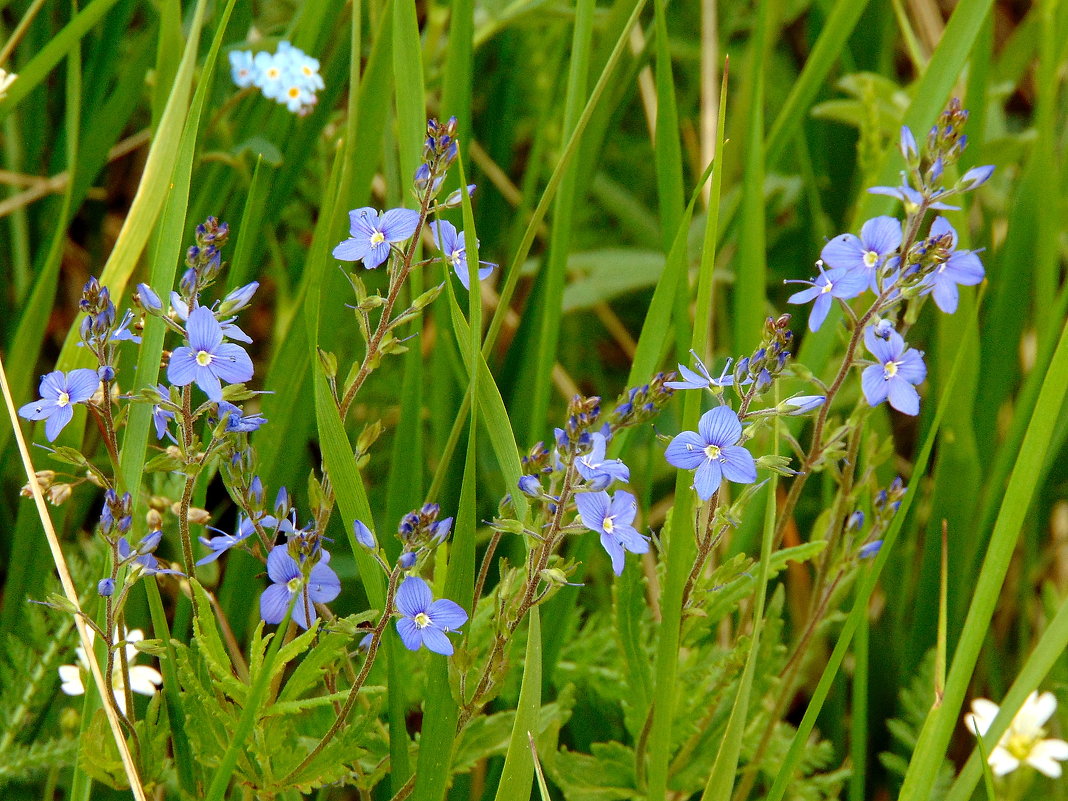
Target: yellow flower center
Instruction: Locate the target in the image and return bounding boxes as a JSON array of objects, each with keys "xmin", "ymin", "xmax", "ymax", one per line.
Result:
[
  {"xmin": 884, "ymin": 360, "xmax": 899, "ymax": 379},
  {"xmin": 286, "ymin": 576, "xmax": 303, "ymax": 593},
  {"xmin": 57, "ymin": 391, "xmax": 70, "ymax": 407},
  {"xmin": 1005, "ymin": 731, "xmax": 1042, "ymax": 761},
  {"xmin": 820, "ymin": 281, "xmax": 833, "ymax": 294},
  {"xmin": 266, "ymin": 67, "xmax": 280, "ymax": 80},
  {"xmin": 370, "ymin": 231, "xmax": 386, "ymax": 246},
  {"xmin": 414, "ymin": 612, "xmax": 431, "ymax": 629},
  {"xmin": 288, "ymin": 86, "xmax": 301, "ymax": 98},
  {"xmin": 302, "ymin": 65, "xmax": 313, "ymax": 76},
  {"xmin": 196, "ymin": 350, "xmax": 213, "ymax": 367},
  {"xmin": 863, "ymin": 250, "xmax": 879, "ymax": 268},
  {"xmin": 704, "ymin": 444, "xmax": 722, "ymax": 460},
  {"xmin": 451, "ymin": 249, "xmax": 464, "ymax": 266}
]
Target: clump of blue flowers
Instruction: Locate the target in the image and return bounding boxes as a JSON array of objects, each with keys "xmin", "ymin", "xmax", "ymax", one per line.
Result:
[{"xmin": 229, "ymin": 41, "xmax": 323, "ymax": 115}]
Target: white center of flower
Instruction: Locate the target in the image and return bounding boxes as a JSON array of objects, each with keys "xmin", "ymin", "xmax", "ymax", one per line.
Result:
[
  {"xmin": 863, "ymin": 250, "xmax": 879, "ymax": 268},
  {"xmin": 450, "ymin": 249, "xmax": 464, "ymax": 267},
  {"xmin": 57, "ymin": 391, "xmax": 71, "ymax": 407},
  {"xmin": 821, "ymin": 281, "xmax": 834, "ymax": 294},
  {"xmin": 704, "ymin": 444, "xmax": 722, "ymax": 460},
  {"xmin": 370, "ymin": 230, "xmax": 386, "ymax": 246},
  {"xmin": 196, "ymin": 350, "xmax": 213, "ymax": 367},
  {"xmin": 413, "ymin": 612, "xmax": 431, "ymax": 629},
  {"xmin": 603, "ymin": 516, "xmax": 616, "ymax": 534},
  {"xmin": 884, "ymin": 360, "xmax": 900, "ymax": 379},
  {"xmin": 286, "ymin": 576, "xmax": 303, "ymax": 593}
]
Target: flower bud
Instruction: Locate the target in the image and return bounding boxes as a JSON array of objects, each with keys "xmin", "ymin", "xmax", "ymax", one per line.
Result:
[
  {"xmin": 136, "ymin": 283, "xmax": 163, "ymax": 312},
  {"xmin": 98, "ymin": 578, "xmax": 115, "ymax": 596},
  {"xmin": 353, "ymin": 519, "xmax": 376, "ymax": 549},
  {"xmin": 398, "ymin": 551, "xmax": 417, "ymax": 569}
]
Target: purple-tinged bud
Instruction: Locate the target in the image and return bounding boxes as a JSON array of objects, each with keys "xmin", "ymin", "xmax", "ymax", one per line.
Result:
[
  {"xmin": 357, "ymin": 632, "xmax": 373, "ymax": 651},
  {"xmin": 755, "ymin": 369, "xmax": 772, "ymax": 393},
  {"xmin": 518, "ymin": 475, "xmax": 542, "ymax": 497},
  {"xmin": 414, "ymin": 163, "xmax": 432, "ymax": 190},
  {"xmin": 432, "ymin": 517, "xmax": 453, "ymax": 543},
  {"xmin": 98, "ymin": 365, "xmax": 116, "ymax": 382},
  {"xmin": 353, "ymin": 519, "xmax": 376, "ymax": 549},
  {"xmin": 136, "ymin": 283, "xmax": 163, "ymax": 312},
  {"xmin": 98, "ymin": 578, "xmax": 115, "ymax": 596},
  {"xmin": 442, "ymin": 184, "xmax": 476, "ymax": 209},
  {"xmin": 219, "ymin": 282, "xmax": 259, "ymax": 315},
  {"xmin": 398, "ymin": 551, "xmax": 417, "ymax": 569},
  {"xmin": 873, "ymin": 318, "xmax": 894, "ymax": 339},
  {"xmin": 928, "ymin": 157, "xmax": 944, "ymax": 183},
  {"xmin": 782, "ymin": 395, "xmax": 825, "ymax": 415},
  {"xmin": 900, "ymin": 126, "xmax": 918, "ymax": 164},
  {"xmin": 138, "ymin": 530, "xmax": 163, "ymax": 554},
  {"xmin": 959, "ymin": 165, "xmax": 994, "ymax": 191},
  {"xmin": 249, "ymin": 476, "xmax": 264, "ymax": 506},
  {"xmin": 846, "ymin": 510, "xmax": 865, "ymax": 533},
  {"xmin": 858, "ymin": 540, "xmax": 882, "ymax": 559}
]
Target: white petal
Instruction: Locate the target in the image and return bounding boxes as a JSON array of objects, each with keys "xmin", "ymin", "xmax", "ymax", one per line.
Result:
[
  {"xmin": 988, "ymin": 747, "xmax": 1020, "ymax": 776},
  {"xmin": 966, "ymin": 698, "xmax": 999, "ymax": 735},
  {"xmin": 58, "ymin": 664, "xmax": 84, "ymax": 696},
  {"xmin": 127, "ymin": 665, "xmax": 163, "ymax": 696}
]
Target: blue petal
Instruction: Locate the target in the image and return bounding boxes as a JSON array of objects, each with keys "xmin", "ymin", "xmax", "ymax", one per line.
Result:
[
  {"xmin": 308, "ymin": 560, "xmax": 341, "ymax": 603},
  {"xmin": 664, "ymin": 431, "xmax": 706, "ymax": 469},
  {"xmin": 599, "ymin": 532, "xmax": 626, "ymax": 576},
  {"xmin": 887, "ymin": 380, "xmax": 920, "ymax": 415},
  {"xmin": 66, "ymin": 369, "xmax": 102, "ymax": 403},
  {"xmin": 720, "ymin": 446, "xmax": 757, "ymax": 484},
  {"xmin": 575, "ymin": 491, "xmax": 610, "ymax": 533},
  {"xmin": 44, "ymin": 404, "xmax": 74, "ymax": 442},
  {"xmin": 427, "ymin": 599, "xmax": 468, "ymax": 630},
  {"xmin": 186, "ymin": 305, "xmax": 224, "ymax": 352},
  {"xmin": 693, "ymin": 459, "xmax": 722, "ymax": 501},
  {"xmin": 419, "ymin": 627, "xmax": 455, "ymax": 656},
  {"xmin": 209, "ymin": 342, "xmax": 254, "ymax": 385},
  {"xmin": 396, "ymin": 576, "xmax": 432, "ymax": 617},
  {"xmin": 380, "ymin": 208, "xmax": 420, "ymax": 242},
  {"xmin": 260, "ymin": 584, "xmax": 293, "ymax": 624},
  {"xmin": 396, "ymin": 618, "xmax": 425, "ymax": 651},
  {"xmin": 698, "ymin": 406, "xmax": 742, "ymax": 447},
  {"xmin": 333, "ymin": 237, "xmax": 370, "ymax": 262},
  {"xmin": 266, "ymin": 545, "xmax": 300, "ymax": 583},
  {"xmin": 861, "ymin": 365, "xmax": 889, "ymax": 407}
]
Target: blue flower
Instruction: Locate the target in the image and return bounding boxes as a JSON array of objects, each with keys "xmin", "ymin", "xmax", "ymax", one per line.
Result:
[
  {"xmin": 217, "ymin": 401, "xmax": 267, "ymax": 432},
  {"xmin": 665, "ymin": 351, "xmax": 739, "ymax": 391},
  {"xmin": 259, "ymin": 546, "xmax": 341, "ymax": 630},
  {"xmin": 786, "ymin": 262, "xmax": 868, "ymax": 332},
  {"xmin": 353, "ymin": 519, "xmax": 376, "ymax": 549},
  {"xmin": 151, "ymin": 384, "xmax": 175, "ymax": 440},
  {"xmin": 18, "ymin": 369, "xmax": 100, "ymax": 441},
  {"xmin": 395, "ymin": 576, "xmax": 468, "ymax": 655},
  {"xmin": 575, "ymin": 490, "xmax": 648, "ymax": 576},
  {"xmin": 575, "ymin": 432, "xmax": 630, "ymax": 489},
  {"xmin": 859, "ymin": 540, "xmax": 883, "ymax": 559},
  {"xmin": 428, "ymin": 220, "xmax": 495, "ymax": 289},
  {"xmin": 868, "ymin": 183, "xmax": 959, "ymax": 213},
  {"xmin": 861, "ymin": 326, "xmax": 926, "ymax": 415},
  {"xmin": 332, "ymin": 207, "xmax": 421, "ymax": 270},
  {"xmin": 664, "ymin": 406, "xmax": 757, "ymax": 501},
  {"xmin": 167, "ymin": 305, "xmax": 254, "ymax": 401},
  {"xmin": 196, "ymin": 516, "xmax": 256, "ymax": 565},
  {"xmin": 820, "ymin": 216, "xmax": 902, "ymax": 291},
  {"xmin": 920, "ymin": 217, "xmax": 984, "ymax": 313},
  {"xmin": 119, "ymin": 533, "xmax": 183, "ymax": 576},
  {"xmin": 229, "ymin": 50, "xmax": 257, "ymax": 88}
]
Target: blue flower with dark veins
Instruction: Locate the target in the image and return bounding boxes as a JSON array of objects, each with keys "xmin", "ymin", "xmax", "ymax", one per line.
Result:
[
  {"xmin": 919, "ymin": 216, "xmax": 985, "ymax": 314},
  {"xmin": 332, "ymin": 207, "xmax": 421, "ymax": 270},
  {"xmin": 664, "ymin": 406, "xmax": 757, "ymax": 501},
  {"xmin": 217, "ymin": 401, "xmax": 267, "ymax": 432},
  {"xmin": 196, "ymin": 516, "xmax": 257, "ymax": 565},
  {"xmin": 861, "ymin": 326, "xmax": 926, "ymax": 415},
  {"xmin": 575, "ymin": 490, "xmax": 648, "ymax": 576},
  {"xmin": 786, "ymin": 262, "xmax": 868, "ymax": 333},
  {"xmin": 18, "ymin": 369, "xmax": 100, "ymax": 442},
  {"xmin": 575, "ymin": 432, "xmax": 630, "ymax": 489},
  {"xmin": 167, "ymin": 305, "xmax": 254, "ymax": 401},
  {"xmin": 819, "ymin": 216, "xmax": 902, "ymax": 292},
  {"xmin": 395, "ymin": 576, "xmax": 468, "ymax": 655},
  {"xmin": 259, "ymin": 546, "xmax": 340, "ymax": 630},
  {"xmin": 665, "ymin": 352, "xmax": 740, "ymax": 391},
  {"xmin": 428, "ymin": 220, "xmax": 496, "ymax": 289}
]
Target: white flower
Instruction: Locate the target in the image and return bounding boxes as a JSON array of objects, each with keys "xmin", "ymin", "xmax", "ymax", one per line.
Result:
[
  {"xmin": 0, "ymin": 68, "xmax": 16, "ymax": 100},
  {"xmin": 58, "ymin": 628, "xmax": 162, "ymax": 714},
  {"xmin": 965, "ymin": 691, "xmax": 1068, "ymax": 778}
]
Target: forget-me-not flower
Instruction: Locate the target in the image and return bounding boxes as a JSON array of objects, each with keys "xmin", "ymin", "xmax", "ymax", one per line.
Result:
[
  {"xmin": 395, "ymin": 576, "xmax": 468, "ymax": 655},
  {"xmin": 820, "ymin": 216, "xmax": 902, "ymax": 291},
  {"xmin": 428, "ymin": 220, "xmax": 495, "ymax": 289},
  {"xmin": 786, "ymin": 261, "xmax": 868, "ymax": 332},
  {"xmin": 861, "ymin": 326, "xmax": 926, "ymax": 415},
  {"xmin": 259, "ymin": 545, "xmax": 341, "ymax": 630},
  {"xmin": 665, "ymin": 406, "xmax": 757, "ymax": 501},
  {"xmin": 575, "ymin": 490, "xmax": 648, "ymax": 575},
  {"xmin": 920, "ymin": 216, "xmax": 985, "ymax": 313},
  {"xmin": 167, "ymin": 305, "xmax": 254, "ymax": 402},
  {"xmin": 333, "ymin": 207, "xmax": 421, "ymax": 270},
  {"xmin": 19, "ymin": 369, "xmax": 100, "ymax": 442},
  {"xmin": 229, "ymin": 50, "xmax": 257, "ymax": 88}
]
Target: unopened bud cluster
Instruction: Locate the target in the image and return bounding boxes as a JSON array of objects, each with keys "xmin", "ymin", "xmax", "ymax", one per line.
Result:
[
  {"xmin": 180, "ymin": 216, "xmax": 230, "ymax": 296},
  {"xmin": 608, "ymin": 372, "xmax": 675, "ymax": 428}
]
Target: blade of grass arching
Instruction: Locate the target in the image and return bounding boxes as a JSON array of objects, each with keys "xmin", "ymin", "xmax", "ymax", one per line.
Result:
[
  {"xmin": 492, "ymin": 608, "xmax": 542, "ymax": 801},
  {"xmin": 733, "ymin": 0, "xmax": 769, "ymax": 353},
  {"xmin": 701, "ymin": 471, "xmax": 779, "ymax": 800},
  {"xmin": 896, "ymin": 317, "xmax": 1068, "ymax": 801},
  {"xmin": 971, "ymin": 723, "xmax": 998, "ymax": 801},
  {"xmin": 383, "ymin": 0, "xmax": 428, "ymax": 538},
  {"xmin": 120, "ymin": 0, "xmax": 238, "ymax": 499},
  {"xmin": 765, "ymin": 297, "xmax": 980, "ymax": 801},
  {"xmin": 520, "ymin": 0, "xmax": 594, "ymax": 443},
  {"xmin": 1029, "ymin": 0, "xmax": 1060, "ymax": 339},
  {"xmin": 0, "ymin": 0, "xmax": 123, "ymax": 120},
  {"xmin": 944, "ymin": 590, "xmax": 1068, "ymax": 801},
  {"xmin": 413, "ymin": 170, "xmax": 482, "ymax": 801},
  {"xmin": 652, "ymin": 0, "xmax": 683, "ymax": 252},
  {"xmin": 646, "ymin": 67, "xmax": 729, "ymax": 801}
]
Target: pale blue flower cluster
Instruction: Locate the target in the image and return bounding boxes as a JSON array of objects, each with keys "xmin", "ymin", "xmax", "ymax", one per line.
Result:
[{"xmin": 229, "ymin": 41, "xmax": 324, "ymax": 115}]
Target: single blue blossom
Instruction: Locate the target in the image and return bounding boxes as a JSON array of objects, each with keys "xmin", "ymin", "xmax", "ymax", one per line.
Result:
[
  {"xmin": 428, "ymin": 220, "xmax": 495, "ymax": 289},
  {"xmin": 394, "ymin": 576, "xmax": 468, "ymax": 655},
  {"xmin": 920, "ymin": 216, "xmax": 985, "ymax": 313},
  {"xmin": 229, "ymin": 50, "xmax": 257, "ymax": 88},
  {"xmin": 118, "ymin": 533, "xmax": 182, "ymax": 576},
  {"xmin": 196, "ymin": 516, "xmax": 256, "ymax": 565},
  {"xmin": 575, "ymin": 490, "xmax": 649, "ymax": 576},
  {"xmin": 820, "ymin": 216, "xmax": 902, "ymax": 291},
  {"xmin": 859, "ymin": 540, "xmax": 883, "ymax": 559},
  {"xmin": 332, "ymin": 207, "xmax": 421, "ymax": 270},
  {"xmin": 217, "ymin": 401, "xmax": 267, "ymax": 433},
  {"xmin": 18, "ymin": 369, "xmax": 100, "ymax": 442},
  {"xmin": 664, "ymin": 406, "xmax": 757, "ymax": 501},
  {"xmin": 867, "ymin": 183, "xmax": 959, "ymax": 213},
  {"xmin": 575, "ymin": 432, "xmax": 630, "ymax": 489},
  {"xmin": 786, "ymin": 262, "xmax": 868, "ymax": 332},
  {"xmin": 861, "ymin": 326, "xmax": 926, "ymax": 415},
  {"xmin": 151, "ymin": 384, "xmax": 176, "ymax": 441},
  {"xmin": 665, "ymin": 352, "xmax": 738, "ymax": 390},
  {"xmin": 167, "ymin": 305, "xmax": 254, "ymax": 401},
  {"xmin": 259, "ymin": 546, "xmax": 341, "ymax": 630}
]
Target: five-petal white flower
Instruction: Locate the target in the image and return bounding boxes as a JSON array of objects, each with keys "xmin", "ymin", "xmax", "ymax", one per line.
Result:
[
  {"xmin": 965, "ymin": 691, "xmax": 1068, "ymax": 778},
  {"xmin": 58, "ymin": 628, "xmax": 162, "ymax": 714}
]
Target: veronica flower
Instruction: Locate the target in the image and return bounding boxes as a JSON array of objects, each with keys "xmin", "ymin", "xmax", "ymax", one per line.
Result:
[
  {"xmin": 428, "ymin": 220, "xmax": 495, "ymax": 289},
  {"xmin": 151, "ymin": 384, "xmax": 176, "ymax": 440},
  {"xmin": 118, "ymin": 533, "xmax": 183, "ymax": 576},
  {"xmin": 19, "ymin": 369, "xmax": 100, "ymax": 442},
  {"xmin": 259, "ymin": 546, "xmax": 341, "ymax": 630},
  {"xmin": 820, "ymin": 216, "xmax": 902, "ymax": 292},
  {"xmin": 665, "ymin": 352, "xmax": 739, "ymax": 391},
  {"xmin": 861, "ymin": 326, "xmax": 926, "ymax": 415},
  {"xmin": 786, "ymin": 261, "xmax": 868, "ymax": 332},
  {"xmin": 58, "ymin": 628, "xmax": 162, "ymax": 714},
  {"xmin": 664, "ymin": 406, "xmax": 757, "ymax": 501},
  {"xmin": 920, "ymin": 216, "xmax": 985, "ymax": 313},
  {"xmin": 575, "ymin": 432, "xmax": 630, "ymax": 489},
  {"xmin": 575, "ymin": 490, "xmax": 648, "ymax": 576},
  {"xmin": 965, "ymin": 691, "xmax": 1068, "ymax": 778},
  {"xmin": 196, "ymin": 516, "xmax": 257, "ymax": 565},
  {"xmin": 217, "ymin": 401, "xmax": 267, "ymax": 433},
  {"xmin": 167, "ymin": 305, "xmax": 254, "ymax": 401},
  {"xmin": 333, "ymin": 207, "xmax": 421, "ymax": 270},
  {"xmin": 395, "ymin": 576, "xmax": 468, "ymax": 655},
  {"xmin": 868, "ymin": 183, "xmax": 959, "ymax": 213}
]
